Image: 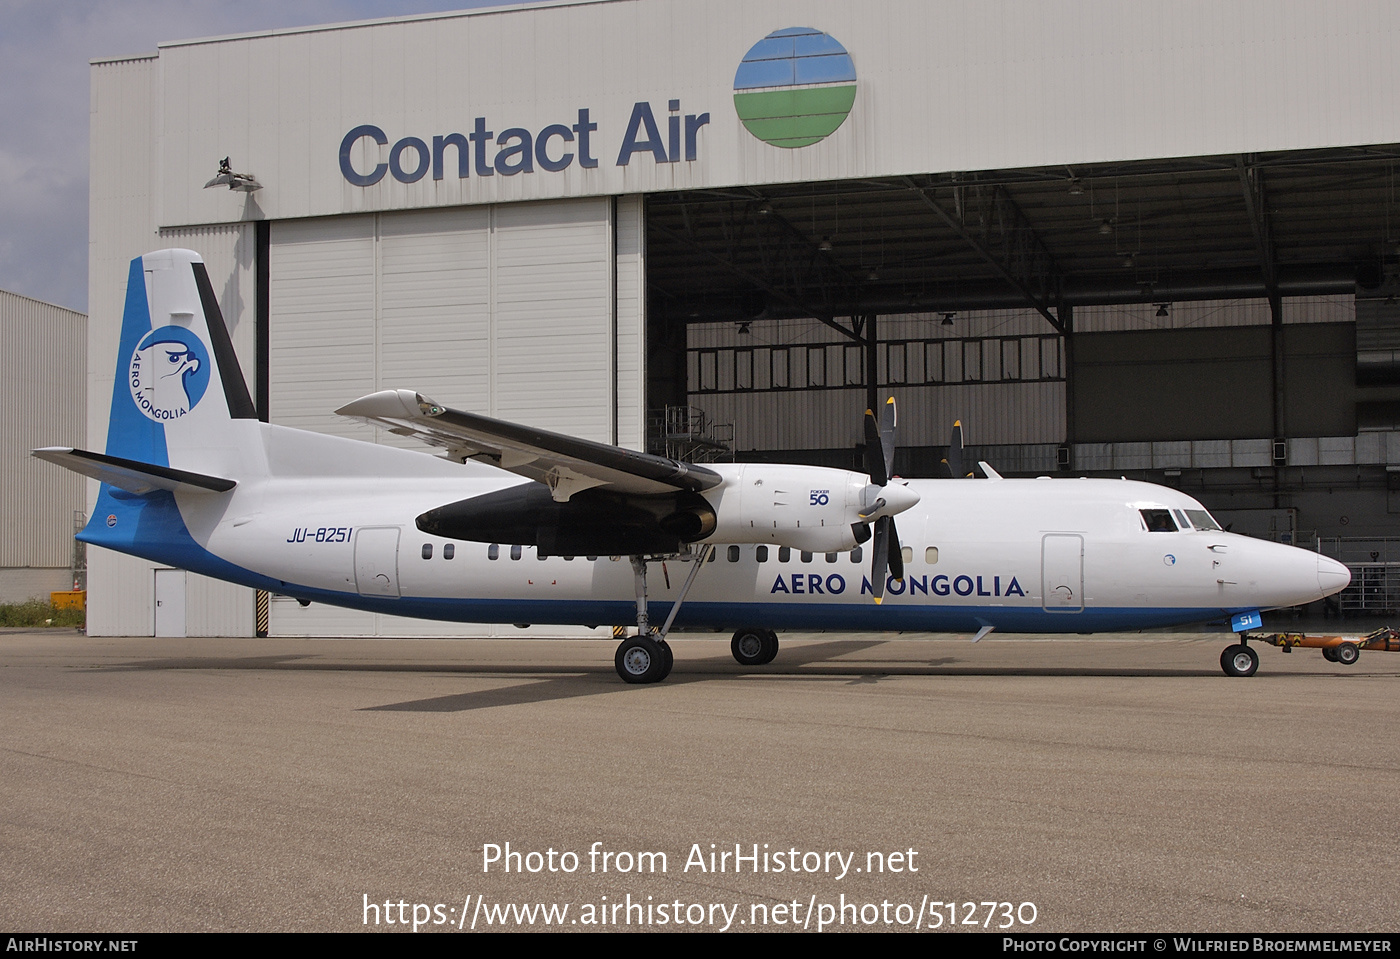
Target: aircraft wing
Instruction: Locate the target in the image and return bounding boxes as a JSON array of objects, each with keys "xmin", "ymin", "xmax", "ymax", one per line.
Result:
[
  {"xmin": 33, "ymin": 447, "xmax": 236, "ymax": 496},
  {"xmin": 336, "ymin": 389, "xmax": 722, "ymax": 501}
]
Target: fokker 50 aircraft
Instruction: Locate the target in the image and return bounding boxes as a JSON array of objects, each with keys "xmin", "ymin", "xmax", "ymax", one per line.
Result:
[{"xmin": 37, "ymin": 250, "xmax": 1351, "ymax": 683}]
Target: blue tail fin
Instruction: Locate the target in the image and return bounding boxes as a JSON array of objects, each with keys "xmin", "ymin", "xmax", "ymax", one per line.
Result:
[{"xmin": 105, "ymin": 249, "xmax": 256, "ymax": 469}]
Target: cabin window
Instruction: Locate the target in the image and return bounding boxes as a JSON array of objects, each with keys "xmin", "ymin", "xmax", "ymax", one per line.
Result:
[
  {"xmin": 421, "ymin": 543, "xmax": 433, "ymax": 560},
  {"xmin": 1140, "ymin": 509, "xmax": 1178, "ymax": 532},
  {"xmin": 586, "ymin": 555, "xmax": 598, "ymax": 561},
  {"xmin": 510, "ymin": 545, "xmax": 523, "ymax": 560},
  {"xmin": 800, "ymin": 551, "xmax": 813, "ymax": 563},
  {"xmin": 779, "ymin": 547, "xmax": 791, "ymax": 563},
  {"xmin": 488, "ymin": 544, "xmax": 499, "ymax": 560},
  {"xmin": 926, "ymin": 546, "xmax": 939, "ymax": 564},
  {"xmin": 901, "ymin": 546, "xmax": 913, "ymax": 565},
  {"xmin": 538, "ymin": 550, "xmax": 548, "ymax": 561},
  {"xmin": 1185, "ymin": 509, "xmax": 1222, "ymax": 531},
  {"xmin": 756, "ymin": 546, "xmax": 769, "ymax": 563},
  {"xmin": 826, "ymin": 552, "xmax": 838, "ymax": 563},
  {"xmin": 728, "ymin": 545, "xmax": 741, "ymax": 563},
  {"xmin": 850, "ymin": 547, "xmax": 862, "ymax": 563},
  {"xmin": 443, "ymin": 543, "xmax": 454, "ymax": 560}
]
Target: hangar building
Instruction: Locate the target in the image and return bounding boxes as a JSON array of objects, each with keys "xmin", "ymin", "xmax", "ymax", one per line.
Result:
[
  {"xmin": 2, "ymin": 290, "xmax": 85, "ymax": 603},
  {"xmin": 85, "ymin": 0, "xmax": 1400, "ymax": 636}
]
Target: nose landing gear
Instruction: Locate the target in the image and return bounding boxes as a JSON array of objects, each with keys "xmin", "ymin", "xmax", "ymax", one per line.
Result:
[{"xmin": 1220, "ymin": 639, "xmax": 1259, "ymax": 677}]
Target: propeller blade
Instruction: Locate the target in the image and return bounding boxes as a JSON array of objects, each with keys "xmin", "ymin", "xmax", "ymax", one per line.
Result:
[
  {"xmin": 870, "ymin": 515, "xmax": 890, "ymax": 603},
  {"xmin": 887, "ymin": 515, "xmax": 904, "ymax": 581},
  {"xmin": 863, "ymin": 408, "xmax": 887, "ymax": 487},
  {"xmin": 858, "ymin": 497, "xmax": 886, "ymax": 521},
  {"xmin": 879, "ymin": 397, "xmax": 896, "ymax": 483},
  {"xmin": 945, "ymin": 419, "xmax": 966, "ymax": 478}
]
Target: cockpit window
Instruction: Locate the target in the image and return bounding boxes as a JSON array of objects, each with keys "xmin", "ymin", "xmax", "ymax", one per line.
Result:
[
  {"xmin": 1140, "ymin": 508, "xmax": 1178, "ymax": 532},
  {"xmin": 1184, "ymin": 509, "xmax": 1222, "ymax": 531}
]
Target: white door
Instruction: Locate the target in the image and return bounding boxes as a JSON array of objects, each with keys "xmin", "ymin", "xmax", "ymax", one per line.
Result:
[
  {"xmin": 355, "ymin": 527, "xmax": 402, "ymax": 598},
  {"xmin": 154, "ymin": 568, "xmax": 187, "ymax": 637},
  {"xmin": 1041, "ymin": 534, "xmax": 1084, "ymax": 612}
]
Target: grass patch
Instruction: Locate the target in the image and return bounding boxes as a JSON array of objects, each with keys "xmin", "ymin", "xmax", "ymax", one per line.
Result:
[{"xmin": 0, "ymin": 598, "xmax": 85, "ymax": 628}]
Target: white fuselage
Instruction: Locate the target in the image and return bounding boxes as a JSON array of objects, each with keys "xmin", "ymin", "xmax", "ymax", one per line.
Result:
[{"xmin": 170, "ymin": 427, "xmax": 1346, "ymax": 635}]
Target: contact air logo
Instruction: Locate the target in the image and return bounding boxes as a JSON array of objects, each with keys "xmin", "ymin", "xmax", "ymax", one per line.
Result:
[
  {"xmin": 128, "ymin": 326, "xmax": 210, "ymax": 422},
  {"xmin": 733, "ymin": 27, "xmax": 856, "ymax": 148}
]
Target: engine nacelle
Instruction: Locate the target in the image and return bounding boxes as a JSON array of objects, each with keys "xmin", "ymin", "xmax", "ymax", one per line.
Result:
[{"xmin": 698, "ymin": 463, "xmax": 883, "ymax": 553}]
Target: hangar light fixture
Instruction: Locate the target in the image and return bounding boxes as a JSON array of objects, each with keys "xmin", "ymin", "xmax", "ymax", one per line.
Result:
[
  {"xmin": 818, "ymin": 237, "xmax": 833, "ymax": 251},
  {"xmin": 1068, "ymin": 178, "xmax": 1084, "ymax": 195},
  {"xmin": 203, "ymin": 157, "xmax": 262, "ymax": 193},
  {"xmin": 1155, "ymin": 302, "xmax": 1171, "ymax": 317},
  {"xmin": 736, "ymin": 321, "xmax": 751, "ymax": 335},
  {"xmin": 1098, "ymin": 219, "xmax": 1114, "ymax": 235},
  {"xmin": 941, "ymin": 312, "xmax": 956, "ymax": 326}
]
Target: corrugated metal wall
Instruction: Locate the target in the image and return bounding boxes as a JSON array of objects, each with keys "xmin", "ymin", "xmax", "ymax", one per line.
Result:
[
  {"xmin": 686, "ymin": 297, "xmax": 1356, "ymax": 454},
  {"xmin": 265, "ymin": 197, "xmax": 636, "ymax": 636},
  {"xmin": 687, "ymin": 310, "xmax": 1068, "ymax": 449},
  {"xmin": 0, "ymin": 291, "xmax": 86, "ymax": 574}
]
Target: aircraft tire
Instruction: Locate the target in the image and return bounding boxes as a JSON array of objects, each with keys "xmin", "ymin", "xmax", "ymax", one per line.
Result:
[
  {"xmin": 758, "ymin": 629, "xmax": 780, "ymax": 665},
  {"xmin": 657, "ymin": 639, "xmax": 675, "ymax": 680},
  {"xmin": 731, "ymin": 628, "xmax": 769, "ymax": 666},
  {"xmin": 1335, "ymin": 642, "xmax": 1360, "ymax": 666},
  {"xmin": 1220, "ymin": 644, "xmax": 1259, "ymax": 677},
  {"xmin": 616, "ymin": 634, "xmax": 668, "ymax": 684},
  {"xmin": 1322, "ymin": 646, "xmax": 1338, "ymax": 662}
]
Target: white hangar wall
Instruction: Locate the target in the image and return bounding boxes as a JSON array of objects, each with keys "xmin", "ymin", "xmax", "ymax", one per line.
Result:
[{"xmin": 153, "ymin": 0, "xmax": 1400, "ymax": 227}]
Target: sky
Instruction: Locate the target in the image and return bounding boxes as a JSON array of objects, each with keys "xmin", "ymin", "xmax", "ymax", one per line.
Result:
[{"xmin": 0, "ymin": 0, "xmax": 532, "ymax": 314}]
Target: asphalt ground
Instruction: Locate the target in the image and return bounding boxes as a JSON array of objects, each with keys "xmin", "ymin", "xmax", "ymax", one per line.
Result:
[{"xmin": 1, "ymin": 627, "xmax": 1397, "ymax": 934}]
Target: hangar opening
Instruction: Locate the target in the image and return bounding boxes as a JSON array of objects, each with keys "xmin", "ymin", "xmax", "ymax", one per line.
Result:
[{"xmin": 643, "ymin": 147, "xmax": 1400, "ymax": 558}]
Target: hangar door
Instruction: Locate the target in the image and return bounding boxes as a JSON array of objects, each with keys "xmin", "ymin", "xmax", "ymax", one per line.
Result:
[{"xmin": 265, "ymin": 196, "xmax": 644, "ymax": 637}]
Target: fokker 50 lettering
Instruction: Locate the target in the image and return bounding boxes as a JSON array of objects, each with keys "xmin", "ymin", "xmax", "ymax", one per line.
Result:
[{"xmin": 35, "ymin": 250, "xmax": 1352, "ymax": 683}]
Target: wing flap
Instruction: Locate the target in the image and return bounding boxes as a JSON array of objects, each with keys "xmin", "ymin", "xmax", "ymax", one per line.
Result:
[
  {"xmin": 33, "ymin": 447, "xmax": 236, "ymax": 496},
  {"xmin": 336, "ymin": 389, "xmax": 722, "ymax": 500}
]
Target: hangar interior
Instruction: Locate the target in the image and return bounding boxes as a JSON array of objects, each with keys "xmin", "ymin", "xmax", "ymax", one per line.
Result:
[
  {"xmin": 644, "ymin": 147, "xmax": 1400, "ymax": 585},
  {"xmin": 85, "ymin": 2, "xmax": 1400, "ymax": 635}
]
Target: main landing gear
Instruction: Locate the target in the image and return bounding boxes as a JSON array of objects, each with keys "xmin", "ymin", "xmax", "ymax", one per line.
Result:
[
  {"xmin": 730, "ymin": 627, "xmax": 779, "ymax": 666},
  {"xmin": 1220, "ymin": 635, "xmax": 1259, "ymax": 677},
  {"xmin": 614, "ymin": 548, "xmax": 711, "ymax": 685},
  {"xmin": 614, "ymin": 632, "xmax": 674, "ymax": 684}
]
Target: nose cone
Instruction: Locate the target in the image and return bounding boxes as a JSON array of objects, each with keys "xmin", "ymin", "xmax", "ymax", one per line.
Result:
[
  {"xmin": 882, "ymin": 482, "xmax": 921, "ymax": 516},
  {"xmin": 1318, "ymin": 555, "xmax": 1351, "ymax": 596}
]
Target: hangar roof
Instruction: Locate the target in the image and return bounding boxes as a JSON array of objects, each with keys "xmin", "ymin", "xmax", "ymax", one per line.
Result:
[{"xmin": 648, "ymin": 144, "xmax": 1400, "ymax": 335}]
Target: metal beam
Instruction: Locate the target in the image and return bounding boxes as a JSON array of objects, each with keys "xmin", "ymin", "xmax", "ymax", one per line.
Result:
[
  {"xmin": 1237, "ymin": 155, "xmax": 1279, "ymax": 298},
  {"xmin": 649, "ymin": 219, "xmax": 862, "ymax": 341},
  {"xmin": 902, "ymin": 176, "xmax": 1067, "ymax": 334}
]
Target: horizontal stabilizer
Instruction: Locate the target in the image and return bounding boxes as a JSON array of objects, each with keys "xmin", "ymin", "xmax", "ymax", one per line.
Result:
[
  {"xmin": 33, "ymin": 447, "xmax": 236, "ymax": 496},
  {"xmin": 337, "ymin": 389, "xmax": 722, "ymax": 500}
]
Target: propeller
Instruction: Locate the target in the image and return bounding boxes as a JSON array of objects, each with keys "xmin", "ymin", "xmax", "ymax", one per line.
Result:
[
  {"xmin": 941, "ymin": 420, "xmax": 969, "ymax": 478},
  {"xmin": 861, "ymin": 398, "xmax": 917, "ymax": 604}
]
